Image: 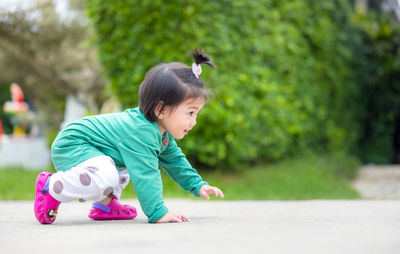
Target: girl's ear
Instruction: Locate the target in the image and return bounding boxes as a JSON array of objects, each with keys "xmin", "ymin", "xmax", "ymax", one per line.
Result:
[{"xmin": 154, "ymin": 101, "xmax": 166, "ymax": 119}]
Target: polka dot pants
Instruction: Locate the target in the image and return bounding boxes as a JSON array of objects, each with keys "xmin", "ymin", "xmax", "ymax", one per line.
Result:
[{"xmin": 49, "ymin": 155, "xmax": 130, "ymax": 203}]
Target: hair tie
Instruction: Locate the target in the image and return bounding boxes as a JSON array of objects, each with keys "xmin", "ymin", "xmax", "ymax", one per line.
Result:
[{"xmin": 192, "ymin": 63, "xmax": 202, "ymax": 78}]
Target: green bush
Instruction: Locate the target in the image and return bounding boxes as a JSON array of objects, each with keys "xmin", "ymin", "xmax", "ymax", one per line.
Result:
[
  {"xmin": 352, "ymin": 10, "xmax": 400, "ymax": 164},
  {"xmin": 0, "ymin": 81, "xmax": 13, "ymax": 134},
  {"xmin": 86, "ymin": 0, "xmax": 366, "ymax": 168}
]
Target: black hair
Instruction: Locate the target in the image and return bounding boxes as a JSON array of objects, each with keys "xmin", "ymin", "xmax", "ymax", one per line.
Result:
[{"xmin": 139, "ymin": 50, "xmax": 216, "ymax": 122}]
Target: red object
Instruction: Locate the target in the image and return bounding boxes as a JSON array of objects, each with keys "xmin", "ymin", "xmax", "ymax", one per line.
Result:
[
  {"xmin": 162, "ymin": 137, "xmax": 169, "ymax": 147},
  {"xmin": 11, "ymin": 83, "xmax": 24, "ymax": 103},
  {"xmin": 0, "ymin": 120, "xmax": 3, "ymax": 138}
]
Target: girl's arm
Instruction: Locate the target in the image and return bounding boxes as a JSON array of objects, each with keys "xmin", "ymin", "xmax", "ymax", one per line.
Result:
[{"xmin": 118, "ymin": 127, "xmax": 169, "ymax": 223}]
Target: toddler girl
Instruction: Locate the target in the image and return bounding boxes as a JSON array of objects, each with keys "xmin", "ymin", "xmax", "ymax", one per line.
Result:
[{"xmin": 34, "ymin": 50, "xmax": 224, "ymax": 224}]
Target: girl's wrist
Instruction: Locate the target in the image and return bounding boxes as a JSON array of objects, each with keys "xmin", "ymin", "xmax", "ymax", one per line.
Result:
[
  {"xmin": 195, "ymin": 181, "xmax": 208, "ymax": 197},
  {"xmin": 148, "ymin": 206, "xmax": 169, "ymax": 223}
]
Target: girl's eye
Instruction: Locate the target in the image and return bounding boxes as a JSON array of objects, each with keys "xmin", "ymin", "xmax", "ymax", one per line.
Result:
[{"xmin": 188, "ymin": 112, "xmax": 194, "ymax": 116}]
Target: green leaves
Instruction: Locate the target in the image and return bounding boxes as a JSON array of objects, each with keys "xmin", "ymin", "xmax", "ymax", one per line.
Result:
[
  {"xmin": 352, "ymin": 9, "xmax": 400, "ymax": 164},
  {"xmin": 85, "ymin": 0, "xmax": 372, "ymax": 168}
]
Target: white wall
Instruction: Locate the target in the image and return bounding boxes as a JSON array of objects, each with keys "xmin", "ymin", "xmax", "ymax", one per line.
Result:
[{"xmin": 0, "ymin": 135, "xmax": 51, "ymax": 170}]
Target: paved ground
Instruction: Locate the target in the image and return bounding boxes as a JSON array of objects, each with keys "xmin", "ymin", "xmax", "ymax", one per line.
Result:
[
  {"xmin": 352, "ymin": 165, "xmax": 400, "ymax": 199},
  {"xmin": 1, "ymin": 199, "xmax": 400, "ymax": 254}
]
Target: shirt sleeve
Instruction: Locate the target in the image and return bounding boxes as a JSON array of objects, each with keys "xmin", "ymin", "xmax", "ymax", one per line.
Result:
[
  {"xmin": 117, "ymin": 126, "xmax": 168, "ymax": 223},
  {"xmin": 158, "ymin": 137, "xmax": 208, "ymax": 197}
]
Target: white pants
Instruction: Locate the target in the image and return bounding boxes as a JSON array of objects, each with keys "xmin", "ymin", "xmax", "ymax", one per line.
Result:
[{"xmin": 49, "ymin": 155, "xmax": 130, "ymax": 203}]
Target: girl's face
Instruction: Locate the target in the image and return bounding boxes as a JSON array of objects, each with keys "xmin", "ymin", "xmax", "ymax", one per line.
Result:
[{"xmin": 156, "ymin": 97, "xmax": 205, "ymax": 139}]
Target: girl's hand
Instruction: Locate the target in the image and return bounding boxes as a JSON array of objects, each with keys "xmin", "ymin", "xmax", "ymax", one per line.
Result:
[
  {"xmin": 156, "ymin": 212, "xmax": 189, "ymax": 223},
  {"xmin": 199, "ymin": 185, "xmax": 224, "ymax": 200}
]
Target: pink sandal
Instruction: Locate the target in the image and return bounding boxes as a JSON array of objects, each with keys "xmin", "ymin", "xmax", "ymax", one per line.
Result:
[
  {"xmin": 88, "ymin": 198, "xmax": 137, "ymax": 220},
  {"xmin": 34, "ymin": 171, "xmax": 61, "ymax": 224}
]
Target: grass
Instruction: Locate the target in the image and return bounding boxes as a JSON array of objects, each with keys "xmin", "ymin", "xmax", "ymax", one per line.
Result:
[{"xmin": 0, "ymin": 153, "xmax": 360, "ymax": 200}]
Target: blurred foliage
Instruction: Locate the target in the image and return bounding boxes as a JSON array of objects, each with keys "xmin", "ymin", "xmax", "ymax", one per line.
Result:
[
  {"xmin": 352, "ymin": 8, "xmax": 400, "ymax": 164},
  {"xmin": 0, "ymin": 0, "xmax": 107, "ymax": 133},
  {"xmin": 86, "ymin": 0, "xmax": 366, "ymax": 168},
  {"xmin": 0, "ymin": 81, "xmax": 12, "ymax": 134}
]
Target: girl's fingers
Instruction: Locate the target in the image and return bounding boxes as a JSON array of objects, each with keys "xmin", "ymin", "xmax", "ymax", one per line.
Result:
[
  {"xmin": 213, "ymin": 188, "xmax": 218, "ymax": 197},
  {"xmin": 216, "ymin": 188, "xmax": 224, "ymax": 198},
  {"xmin": 209, "ymin": 187, "xmax": 224, "ymax": 198},
  {"xmin": 201, "ymin": 186, "xmax": 224, "ymax": 199},
  {"xmin": 157, "ymin": 212, "xmax": 191, "ymax": 223},
  {"xmin": 174, "ymin": 214, "xmax": 188, "ymax": 222},
  {"xmin": 219, "ymin": 189, "xmax": 225, "ymax": 198},
  {"xmin": 201, "ymin": 190, "xmax": 210, "ymax": 200},
  {"xmin": 178, "ymin": 214, "xmax": 190, "ymax": 222},
  {"xmin": 172, "ymin": 215, "xmax": 182, "ymax": 223}
]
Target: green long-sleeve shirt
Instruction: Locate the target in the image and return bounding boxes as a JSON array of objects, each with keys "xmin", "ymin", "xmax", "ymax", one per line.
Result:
[{"xmin": 51, "ymin": 107, "xmax": 207, "ymax": 222}]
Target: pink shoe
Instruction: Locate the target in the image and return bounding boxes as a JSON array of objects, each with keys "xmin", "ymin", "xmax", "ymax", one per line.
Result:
[
  {"xmin": 88, "ymin": 198, "xmax": 137, "ymax": 220},
  {"xmin": 34, "ymin": 171, "xmax": 61, "ymax": 224}
]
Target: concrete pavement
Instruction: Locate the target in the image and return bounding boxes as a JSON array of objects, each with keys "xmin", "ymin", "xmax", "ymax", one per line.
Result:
[
  {"xmin": 353, "ymin": 165, "xmax": 400, "ymax": 199},
  {"xmin": 1, "ymin": 199, "xmax": 400, "ymax": 254}
]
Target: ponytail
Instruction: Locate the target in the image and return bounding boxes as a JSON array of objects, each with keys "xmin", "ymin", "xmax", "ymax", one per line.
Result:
[{"xmin": 192, "ymin": 49, "xmax": 216, "ymax": 68}]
